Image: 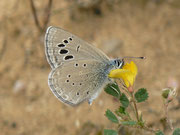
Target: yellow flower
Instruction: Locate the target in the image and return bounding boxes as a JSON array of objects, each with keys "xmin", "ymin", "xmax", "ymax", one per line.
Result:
[{"xmin": 108, "ymin": 61, "xmax": 138, "ymax": 87}]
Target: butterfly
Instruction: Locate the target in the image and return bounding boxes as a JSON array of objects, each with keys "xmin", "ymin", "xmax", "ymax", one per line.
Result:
[{"xmin": 45, "ymin": 26, "xmax": 124, "ymax": 106}]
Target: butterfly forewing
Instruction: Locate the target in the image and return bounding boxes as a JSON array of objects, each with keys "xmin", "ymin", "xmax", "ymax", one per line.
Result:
[
  {"xmin": 45, "ymin": 26, "xmax": 109, "ymax": 69},
  {"xmin": 48, "ymin": 59, "xmax": 112, "ymax": 106}
]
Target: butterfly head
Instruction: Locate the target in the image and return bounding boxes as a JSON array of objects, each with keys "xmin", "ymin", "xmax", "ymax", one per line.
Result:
[
  {"xmin": 113, "ymin": 59, "xmax": 124, "ymax": 69},
  {"xmin": 112, "ymin": 56, "xmax": 145, "ymax": 69}
]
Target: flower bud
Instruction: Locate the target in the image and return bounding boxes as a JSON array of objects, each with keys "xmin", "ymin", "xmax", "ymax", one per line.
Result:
[
  {"xmin": 167, "ymin": 88, "xmax": 177, "ymax": 103},
  {"xmin": 162, "ymin": 88, "xmax": 170, "ymax": 99},
  {"xmin": 162, "ymin": 87, "xmax": 177, "ymax": 103},
  {"xmin": 128, "ymin": 86, "xmax": 134, "ymax": 93}
]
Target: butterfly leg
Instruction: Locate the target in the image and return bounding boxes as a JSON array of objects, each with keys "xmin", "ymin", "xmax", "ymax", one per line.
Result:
[
  {"xmin": 88, "ymin": 99, "xmax": 93, "ymax": 105},
  {"xmin": 87, "ymin": 89, "xmax": 101, "ymax": 105}
]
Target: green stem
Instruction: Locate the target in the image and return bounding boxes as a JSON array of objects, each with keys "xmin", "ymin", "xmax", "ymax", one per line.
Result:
[
  {"xmin": 142, "ymin": 125, "xmax": 159, "ymax": 133},
  {"xmin": 164, "ymin": 102, "xmax": 174, "ymax": 131},
  {"xmin": 131, "ymin": 93, "xmax": 139, "ymax": 122},
  {"xmin": 118, "ymin": 124, "xmax": 158, "ymax": 134}
]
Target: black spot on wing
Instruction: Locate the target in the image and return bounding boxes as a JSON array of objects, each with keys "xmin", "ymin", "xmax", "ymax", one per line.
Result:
[
  {"xmin": 57, "ymin": 43, "xmax": 65, "ymax": 47},
  {"xmin": 64, "ymin": 55, "xmax": 74, "ymax": 60},
  {"xmin": 60, "ymin": 49, "xmax": 68, "ymax": 54}
]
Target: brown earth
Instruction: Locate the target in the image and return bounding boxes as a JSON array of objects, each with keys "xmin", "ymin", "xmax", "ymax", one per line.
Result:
[{"xmin": 0, "ymin": 0, "xmax": 180, "ymax": 135}]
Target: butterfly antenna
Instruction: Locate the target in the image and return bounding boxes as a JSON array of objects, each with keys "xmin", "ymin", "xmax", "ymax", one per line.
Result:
[{"xmin": 122, "ymin": 56, "xmax": 145, "ymax": 60}]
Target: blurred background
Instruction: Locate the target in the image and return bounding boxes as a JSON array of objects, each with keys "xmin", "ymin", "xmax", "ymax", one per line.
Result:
[{"xmin": 0, "ymin": 0, "xmax": 180, "ymax": 135}]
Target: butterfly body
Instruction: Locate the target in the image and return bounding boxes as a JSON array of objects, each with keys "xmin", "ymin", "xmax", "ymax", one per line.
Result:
[{"xmin": 45, "ymin": 26, "xmax": 124, "ymax": 106}]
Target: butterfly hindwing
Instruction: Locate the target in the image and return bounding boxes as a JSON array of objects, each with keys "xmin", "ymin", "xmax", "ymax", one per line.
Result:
[{"xmin": 48, "ymin": 59, "xmax": 112, "ymax": 106}]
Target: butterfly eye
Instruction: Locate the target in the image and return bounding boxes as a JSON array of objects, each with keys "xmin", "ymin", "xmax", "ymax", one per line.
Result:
[{"xmin": 117, "ymin": 61, "xmax": 120, "ymax": 67}]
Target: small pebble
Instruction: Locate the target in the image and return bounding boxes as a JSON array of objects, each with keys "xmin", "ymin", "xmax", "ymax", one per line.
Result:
[
  {"xmin": 75, "ymin": 119, "xmax": 80, "ymax": 128},
  {"xmin": 13, "ymin": 80, "xmax": 25, "ymax": 93}
]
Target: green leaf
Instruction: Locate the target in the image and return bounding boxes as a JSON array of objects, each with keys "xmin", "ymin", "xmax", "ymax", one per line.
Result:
[
  {"xmin": 104, "ymin": 129, "xmax": 118, "ymax": 135},
  {"xmin": 118, "ymin": 106, "xmax": 126, "ymax": 114},
  {"xmin": 105, "ymin": 109, "xmax": 119, "ymax": 123},
  {"xmin": 122, "ymin": 121, "xmax": 137, "ymax": 125},
  {"xmin": 104, "ymin": 83, "xmax": 121, "ymax": 98},
  {"xmin": 135, "ymin": 88, "xmax": 148, "ymax": 103},
  {"xmin": 173, "ymin": 128, "xmax": 180, "ymax": 135},
  {"xmin": 155, "ymin": 130, "xmax": 164, "ymax": 135},
  {"xmin": 120, "ymin": 93, "xmax": 129, "ymax": 108},
  {"xmin": 115, "ymin": 106, "xmax": 131, "ymax": 120}
]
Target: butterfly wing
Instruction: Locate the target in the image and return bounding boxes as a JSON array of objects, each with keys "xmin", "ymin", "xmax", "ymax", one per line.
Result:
[
  {"xmin": 45, "ymin": 26, "xmax": 109, "ymax": 69},
  {"xmin": 48, "ymin": 59, "xmax": 113, "ymax": 106}
]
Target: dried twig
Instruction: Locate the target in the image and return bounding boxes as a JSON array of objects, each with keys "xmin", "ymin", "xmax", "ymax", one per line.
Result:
[
  {"xmin": 0, "ymin": 36, "xmax": 7, "ymax": 61},
  {"xmin": 43, "ymin": 0, "xmax": 53, "ymax": 31},
  {"xmin": 164, "ymin": 103, "xmax": 174, "ymax": 131},
  {"xmin": 118, "ymin": 124, "xmax": 158, "ymax": 134},
  {"xmin": 29, "ymin": 0, "xmax": 53, "ymax": 33},
  {"xmin": 29, "ymin": 0, "xmax": 42, "ymax": 32}
]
